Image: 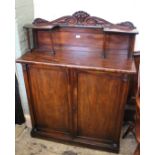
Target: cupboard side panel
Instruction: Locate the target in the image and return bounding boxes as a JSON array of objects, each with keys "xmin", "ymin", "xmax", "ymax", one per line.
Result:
[{"xmin": 22, "ymin": 64, "xmax": 36, "ymax": 127}]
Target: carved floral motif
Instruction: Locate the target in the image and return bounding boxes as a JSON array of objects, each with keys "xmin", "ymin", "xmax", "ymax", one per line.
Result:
[{"xmin": 72, "ymin": 11, "xmax": 90, "ymax": 24}]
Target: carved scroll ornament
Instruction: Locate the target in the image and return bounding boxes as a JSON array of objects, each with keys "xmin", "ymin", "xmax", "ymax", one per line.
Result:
[{"xmin": 33, "ymin": 11, "xmax": 136, "ymax": 31}]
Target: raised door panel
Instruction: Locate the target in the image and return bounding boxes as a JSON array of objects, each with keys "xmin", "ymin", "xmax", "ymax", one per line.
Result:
[
  {"xmin": 27, "ymin": 64, "xmax": 71, "ymax": 134},
  {"xmin": 76, "ymin": 71, "xmax": 129, "ymax": 144}
]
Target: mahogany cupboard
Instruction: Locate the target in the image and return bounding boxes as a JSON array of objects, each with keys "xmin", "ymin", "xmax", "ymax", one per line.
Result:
[{"xmin": 16, "ymin": 11, "xmax": 138, "ymax": 153}]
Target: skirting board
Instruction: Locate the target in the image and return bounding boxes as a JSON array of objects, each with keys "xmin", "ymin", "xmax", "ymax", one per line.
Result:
[{"xmin": 24, "ymin": 114, "xmax": 32, "ymax": 128}]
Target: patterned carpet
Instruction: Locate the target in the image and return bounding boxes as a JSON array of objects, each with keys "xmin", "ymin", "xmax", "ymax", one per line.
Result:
[{"xmin": 15, "ymin": 124, "xmax": 137, "ymax": 155}]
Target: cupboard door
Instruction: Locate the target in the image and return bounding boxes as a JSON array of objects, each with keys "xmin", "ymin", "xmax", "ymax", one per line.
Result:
[
  {"xmin": 27, "ymin": 64, "xmax": 71, "ymax": 135},
  {"xmin": 75, "ymin": 70, "xmax": 129, "ymax": 143}
]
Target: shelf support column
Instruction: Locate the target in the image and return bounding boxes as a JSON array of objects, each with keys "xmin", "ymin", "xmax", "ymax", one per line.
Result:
[
  {"xmin": 50, "ymin": 28, "xmax": 55, "ymax": 55},
  {"xmin": 25, "ymin": 28, "xmax": 32, "ymax": 52}
]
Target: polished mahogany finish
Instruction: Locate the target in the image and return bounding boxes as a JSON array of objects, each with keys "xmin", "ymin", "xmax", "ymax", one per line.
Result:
[
  {"xmin": 128, "ymin": 51, "xmax": 140, "ymax": 103},
  {"xmin": 16, "ymin": 11, "xmax": 138, "ymax": 153},
  {"xmin": 124, "ymin": 51, "xmax": 140, "ymax": 122},
  {"xmin": 134, "ymin": 70, "xmax": 140, "ymax": 155}
]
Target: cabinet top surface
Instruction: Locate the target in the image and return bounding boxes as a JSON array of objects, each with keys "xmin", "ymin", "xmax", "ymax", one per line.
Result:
[{"xmin": 16, "ymin": 50, "xmax": 136, "ymax": 74}]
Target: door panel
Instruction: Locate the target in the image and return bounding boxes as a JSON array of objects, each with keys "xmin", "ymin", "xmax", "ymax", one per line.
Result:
[
  {"xmin": 76, "ymin": 71, "xmax": 127, "ymax": 142},
  {"xmin": 27, "ymin": 65, "xmax": 70, "ymax": 133}
]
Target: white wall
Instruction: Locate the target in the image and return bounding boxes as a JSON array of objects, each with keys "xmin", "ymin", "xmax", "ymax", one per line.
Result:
[
  {"xmin": 32, "ymin": 0, "xmax": 155, "ymax": 53},
  {"xmin": 33, "ymin": 0, "xmax": 142, "ymax": 50},
  {"xmin": 15, "ymin": 0, "xmax": 34, "ymax": 127}
]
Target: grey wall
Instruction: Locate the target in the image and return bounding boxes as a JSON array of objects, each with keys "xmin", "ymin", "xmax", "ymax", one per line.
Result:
[{"xmin": 15, "ymin": 0, "xmax": 34, "ymax": 127}]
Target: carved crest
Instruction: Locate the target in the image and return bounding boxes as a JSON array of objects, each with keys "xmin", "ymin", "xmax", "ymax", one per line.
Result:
[
  {"xmin": 72, "ymin": 11, "xmax": 90, "ymax": 24},
  {"xmin": 33, "ymin": 11, "xmax": 136, "ymax": 31}
]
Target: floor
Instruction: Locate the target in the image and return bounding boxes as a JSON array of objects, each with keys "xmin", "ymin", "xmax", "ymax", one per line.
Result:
[{"xmin": 15, "ymin": 124, "xmax": 137, "ymax": 155}]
